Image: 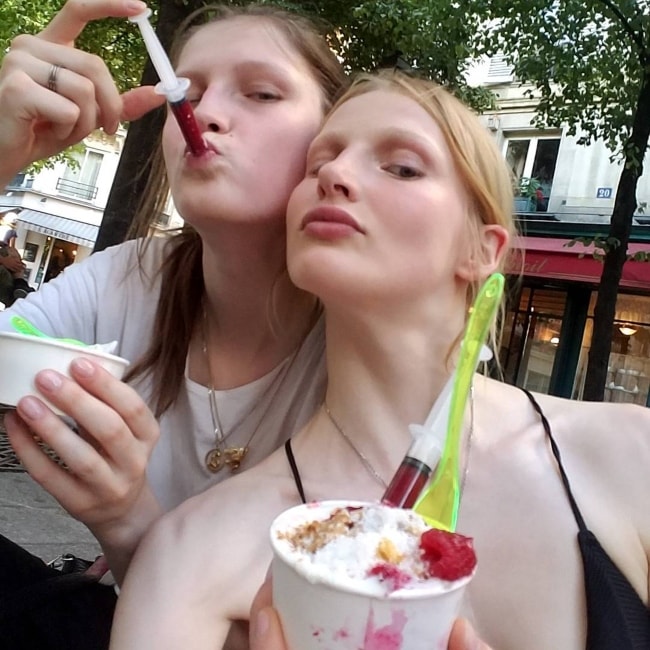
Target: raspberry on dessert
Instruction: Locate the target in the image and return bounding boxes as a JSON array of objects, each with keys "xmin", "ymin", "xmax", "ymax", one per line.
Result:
[{"xmin": 419, "ymin": 528, "xmax": 477, "ymax": 581}]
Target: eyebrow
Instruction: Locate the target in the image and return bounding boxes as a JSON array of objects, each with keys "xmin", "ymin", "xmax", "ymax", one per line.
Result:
[
  {"xmin": 234, "ymin": 60, "xmax": 295, "ymax": 79},
  {"xmin": 378, "ymin": 128, "xmax": 444, "ymax": 161},
  {"xmin": 176, "ymin": 59, "xmax": 295, "ymax": 86},
  {"xmin": 310, "ymin": 126, "xmax": 444, "ymax": 163}
]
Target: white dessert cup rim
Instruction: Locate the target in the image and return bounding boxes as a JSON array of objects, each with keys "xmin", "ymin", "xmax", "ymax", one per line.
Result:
[{"xmin": 0, "ymin": 331, "xmax": 128, "ymax": 364}]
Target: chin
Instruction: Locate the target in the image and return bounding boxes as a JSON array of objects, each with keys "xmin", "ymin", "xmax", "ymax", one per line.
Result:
[
  {"xmin": 288, "ymin": 251, "xmax": 333, "ymax": 292},
  {"xmin": 286, "ymin": 256, "xmax": 312, "ymax": 293},
  {"xmin": 288, "ymin": 258, "xmax": 356, "ymax": 306}
]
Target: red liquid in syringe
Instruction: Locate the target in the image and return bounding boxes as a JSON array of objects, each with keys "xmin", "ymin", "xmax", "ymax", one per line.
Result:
[
  {"xmin": 382, "ymin": 456, "xmax": 432, "ymax": 509},
  {"xmin": 170, "ymin": 99, "xmax": 209, "ymax": 157}
]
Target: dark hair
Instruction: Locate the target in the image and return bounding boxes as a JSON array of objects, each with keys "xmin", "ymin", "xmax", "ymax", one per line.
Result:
[{"xmin": 124, "ymin": 4, "xmax": 347, "ymax": 416}]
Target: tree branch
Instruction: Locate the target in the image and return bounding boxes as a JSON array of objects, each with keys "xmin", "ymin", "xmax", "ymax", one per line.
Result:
[{"xmin": 596, "ymin": 0, "xmax": 648, "ymax": 64}]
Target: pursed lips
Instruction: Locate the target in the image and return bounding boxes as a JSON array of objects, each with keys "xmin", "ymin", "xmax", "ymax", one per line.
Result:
[
  {"xmin": 301, "ymin": 206, "xmax": 365, "ymax": 233},
  {"xmin": 185, "ymin": 138, "xmax": 221, "ymax": 157}
]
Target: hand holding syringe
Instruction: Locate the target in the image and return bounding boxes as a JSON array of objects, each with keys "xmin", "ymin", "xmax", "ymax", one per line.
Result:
[{"xmin": 129, "ymin": 9, "xmax": 208, "ymax": 157}]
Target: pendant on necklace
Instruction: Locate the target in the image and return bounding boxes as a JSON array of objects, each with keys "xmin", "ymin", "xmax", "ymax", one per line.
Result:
[
  {"xmin": 205, "ymin": 446, "xmax": 249, "ymax": 473},
  {"xmin": 205, "ymin": 448, "xmax": 224, "ymax": 473},
  {"xmin": 224, "ymin": 446, "xmax": 248, "ymax": 471}
]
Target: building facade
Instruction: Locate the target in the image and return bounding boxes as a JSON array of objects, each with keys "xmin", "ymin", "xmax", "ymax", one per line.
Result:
[
  {"xmin": 471, "ymin": 56, "xmax": 650, "ymax": 406},
  {"xmin": 0, "ymin": 127, "xmax": 181, "ymax": 290}
]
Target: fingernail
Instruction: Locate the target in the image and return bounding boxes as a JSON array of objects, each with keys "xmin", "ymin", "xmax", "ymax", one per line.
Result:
[
  {"xmin": 19, "ymin": 396, "xmax": 46, "ymax": 420},
  {"xmin": 126, "ymin": 0, "xmax": 147, "ymax": 12},
  {"xmin": 251, "ymin": 609, "xmax": 270, "ymax": 644},
  {"xmin": 71, "ymin": 357, "xmax": 95, "ymax": 378},
  {"xmin": 36, "ymin": 370, "xmax": 63, "ymax": 392}
]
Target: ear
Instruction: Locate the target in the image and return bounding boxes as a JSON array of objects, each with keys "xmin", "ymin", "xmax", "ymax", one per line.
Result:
[{"xmin": 456, "ymin": 224, "xmax": 510, "ymax": 282}]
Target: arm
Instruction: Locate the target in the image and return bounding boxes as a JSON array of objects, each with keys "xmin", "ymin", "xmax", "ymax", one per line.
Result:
[
  {"xmin": 0, "ymin": 242, "xmax": 107, "ymax": 340},
  {"xmin": 5, "ymin": 361, "xmax": 162, "ymax": 584},
  {"xmin": 111, "ymin": 470, "xmax": 276, "ymax": 649},
  {"xmin": 0, "ymin": 0, "xmax": 164, "ymax": 187},
  {"xmin": 0, "ymin": 239, "xmax": 143, "ymax": 344},
  {"xmin": 110, "ymin": 502, "xmax": 235, "ymax": 649},
  {"xmin": 1, "ymin": 241, "xmax": 165, "ymax": 581}
]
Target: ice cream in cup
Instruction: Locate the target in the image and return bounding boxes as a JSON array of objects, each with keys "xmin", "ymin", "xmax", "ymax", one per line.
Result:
[
  {"xmin": 0, "ymin": 331, "xmax": 129, "ymax": 415},
  {"xmin": 270, "ymin": 500, "xmax": 476, "ymax": 650}
]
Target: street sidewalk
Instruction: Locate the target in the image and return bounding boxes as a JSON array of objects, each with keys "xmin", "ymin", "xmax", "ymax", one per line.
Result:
[{"xmin": 0, "ymin": 425, "xmax": 101, "ymax": 562}]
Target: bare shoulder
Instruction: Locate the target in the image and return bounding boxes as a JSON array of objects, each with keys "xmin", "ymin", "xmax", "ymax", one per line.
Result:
[
  {"xmin": 476, "ymin": 376, "xmax": 650, "ymax": 500},
  {"xmin": 479, "ymin": 375, "xmax": 650, "ymax": 450},
  {"xmin": 477, "ymin": 377, "xmax": 650, "ymax": 551},
  {"xmin": 129, "ymin": 453, "xmax": 299, "ymax": 624},
  {"xmin": 480, "ymin": 377, "xmax": 650, "ymax": 523},
  {"xmin": 531, "ymin": 389, "xmax": 650, "ymax": 450},
  {"xmin": 156, "ymin": 453, "xmax": 297, "ymax": 552}
]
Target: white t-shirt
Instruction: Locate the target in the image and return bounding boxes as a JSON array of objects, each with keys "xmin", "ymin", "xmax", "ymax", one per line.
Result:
[{"xmin": 0, "ymin": 238, "xmax": 327, "ymax": 510}]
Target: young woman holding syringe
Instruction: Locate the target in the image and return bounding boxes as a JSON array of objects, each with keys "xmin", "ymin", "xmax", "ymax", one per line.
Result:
[{"xmin": 0, "ymin": 0, "xmax": 341, "ymax": 646}]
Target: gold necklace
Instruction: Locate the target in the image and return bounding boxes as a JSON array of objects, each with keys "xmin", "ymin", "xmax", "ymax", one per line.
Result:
[
  {"xmin": 322, "ymin": 402, "xmax": 388, "ymax": 489},
  {"xmin": 202, "ymin": 307, "xmax": 304, "ymax": 473},
  {"xmin": 322, "ymin": 387, "xmax": 475, "ymax": 494}
]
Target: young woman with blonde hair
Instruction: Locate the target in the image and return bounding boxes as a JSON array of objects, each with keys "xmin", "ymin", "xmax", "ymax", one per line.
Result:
[{"xmin": 104, "ymin": 70, "xmax": 649, "ymax": 650}]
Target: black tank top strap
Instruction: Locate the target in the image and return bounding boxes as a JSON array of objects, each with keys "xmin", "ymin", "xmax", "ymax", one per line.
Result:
[
  {"xmin": 520, "ymin": 388, "xmax": 650, "ymax": 648},
  {"xmin": 520, "ymin": 388, "xmax": 588, "ymax": 532},
  {"xmin": 284, "ymin": 439, "xmax": 307, "ymax": 504}
]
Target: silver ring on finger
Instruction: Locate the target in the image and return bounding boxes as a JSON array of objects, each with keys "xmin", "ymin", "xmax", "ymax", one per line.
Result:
[{"xmin": 47, "ymin": 64, "xmax": 63, "ymax": 93}]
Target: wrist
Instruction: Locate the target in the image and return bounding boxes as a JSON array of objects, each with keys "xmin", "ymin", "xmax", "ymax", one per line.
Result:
[
  {"xmin": 92, "ymin": 487, "xmax": 163, "ymax": 548},
  {"xmin": 90, "ymin": 488, "xmax": 164, "ymax": 584}
]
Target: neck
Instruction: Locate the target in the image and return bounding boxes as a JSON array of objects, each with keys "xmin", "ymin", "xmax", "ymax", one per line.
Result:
[
  {"xmin": 190, "ymin": 224, "xmax": 318, "ymax": 388},
  {"xmin": 294, "ymin": 296, "xmax": 467, "ymax": 486},
  {"xmin": 326, "ymin": 301, "xmax": 464, "ymax": 417},
  {"xmin": 201, "ymin": 221, "xmax": 288, "ymax": 320}
]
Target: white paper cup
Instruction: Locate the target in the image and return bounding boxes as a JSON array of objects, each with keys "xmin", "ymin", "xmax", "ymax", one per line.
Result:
[
  {"xmin": 270, "ymin": 500, "xmax": 473, "ymax": 650},
  {"xmin": 0, "ymin": 332, "xmax": 129, "ymax": 415}
]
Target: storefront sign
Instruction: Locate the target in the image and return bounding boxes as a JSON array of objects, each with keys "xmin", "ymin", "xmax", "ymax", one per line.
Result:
[{"xmin": 508, "ymin": 237, "xmax": 650, "ymax": 289}]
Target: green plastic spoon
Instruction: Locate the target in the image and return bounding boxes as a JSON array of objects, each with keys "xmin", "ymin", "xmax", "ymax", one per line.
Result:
[
  {"xmin": 413, "ymin": 272, "xmax": 505, "ymax": 531},
  {"xmin": 10, "ymin": 315, "xmax": 87, "ymax": 347}
]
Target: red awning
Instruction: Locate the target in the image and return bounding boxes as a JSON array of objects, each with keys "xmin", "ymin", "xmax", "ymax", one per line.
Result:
[{"xmin": 506, "ymin": 236, "xmax": 650, "ymax": 290}]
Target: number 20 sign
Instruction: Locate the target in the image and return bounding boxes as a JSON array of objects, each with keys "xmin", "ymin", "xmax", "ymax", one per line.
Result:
[{"xmin": 597, "ymin": 187, "xmax": 613, "ymax": 199}]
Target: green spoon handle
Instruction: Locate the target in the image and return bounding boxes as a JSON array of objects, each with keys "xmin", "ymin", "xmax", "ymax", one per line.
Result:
[
  {"xmin": 413, "ymin": 273, "xmax": 505, "ymax": 531},
  {"xmin": 10, "ymin": 315, "xmax": 87, "ymax": 347}
]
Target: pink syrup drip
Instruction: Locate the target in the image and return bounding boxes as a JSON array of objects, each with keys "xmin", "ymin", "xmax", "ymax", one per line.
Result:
[
  {"xmin": 333, "ymin": 627, "xmax": 351, "ymax": 640},
  {"xmin": 368, "ymin": 563, "xmax": 413, "ymax": 592},
  {"xmin": 363, "ymin": 607, "xmax": 407, "ymax": 650}
]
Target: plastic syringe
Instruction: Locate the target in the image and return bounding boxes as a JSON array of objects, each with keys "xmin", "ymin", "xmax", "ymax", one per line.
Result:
[
  {"xmin": 129, "ymin": 10, "xmax": 208, "ymax": 157},
  {"xmin": 381, "ymin": 344, "xmax": 493, "ymax": 509},
  {"xmin": 381, "ymin": 374, "xmax": 453, "ymax": 509}
]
